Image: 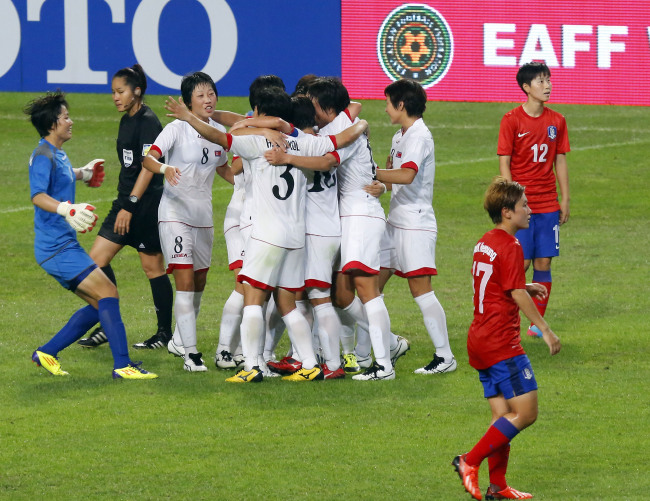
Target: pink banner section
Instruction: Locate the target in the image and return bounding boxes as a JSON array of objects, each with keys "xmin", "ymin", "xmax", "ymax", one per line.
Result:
[{"xmin": 342, "ymin": 0, "xmax": 650, "ymax": 105}]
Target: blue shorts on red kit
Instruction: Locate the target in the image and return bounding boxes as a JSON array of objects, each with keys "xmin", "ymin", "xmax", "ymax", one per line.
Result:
[
  {"xmin": 478, "ymin": 354, "xmax": 538, "ymax": 399},
  {"xmin": 515, "ymin": 210, "xmax": 560, "ymax": 260}
]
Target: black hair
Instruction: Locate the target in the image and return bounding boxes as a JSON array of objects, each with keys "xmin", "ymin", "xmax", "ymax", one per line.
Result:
[
  {"xmin": 384, "ymin": 79, "xmax": 427, "ymax": 117},
  {"xmin": 292, "ymin": 74, "xmax": 317, "ymax": 97},
  {"xmin": 249, "ymin": 75, "xmax": 285, "ymax": 110},
  {"xmin": 180, "ymin": 71, "xmax": 218, "ymax": 110},
  {"xmin": 256, "ymin": 87, "xmax": 292, "ymax": 122},
  {"xmin": 291, "ymin": 96, "xmax": 316, "ymax": 130},
  {"xmin": 24, "ymin": 90, "xmax": 69, "ymax": 138},
  {"xmin": 307, "ymin": 77, "xmax": 350, "ymax": 115},
  {"xmin": 113, "ymin": 63, "xmax": 148, "ymax": 96},
  {"xmin": 516, "ymin": 62, "xmax": 551, "ymax": 94}
]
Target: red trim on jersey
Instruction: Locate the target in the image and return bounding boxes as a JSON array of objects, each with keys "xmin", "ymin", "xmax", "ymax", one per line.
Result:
[
  {"xmin": 232, "ymin": 155, "xmax": 240, "ymax": 161},
  {"xmin": 166, "ymin": 263, "xmax": 193, "ymax": 274},
  {"xmin": 225, "ymin": 133, "xmax": 233, "ymax": 151},
  {"xmin": 305, "ymin": 279, "xmax": 332, "ymax": 289},
  {"xmin": 394, "ymin": 267, "xmax": 437, "ymax": 278},
  {"xmin": 401, "ymin": 160, "xmax": 418, "ymax": 173},
  {"xmin": 329, "ymin": 135, "xmax": 338, "ymax": 150},
  {"xmin": 279, "ymin": 285, "xmax": 305, "ymax": 293},
  {"xmin": 237, "ymin": 273, "xmax": 274, "ymax": 291},
  {"xmin": 195, "ymin": 267, "xmax": 210, "ymax": 274},
  {"xmin": 228, "ymin": 260, "xmax": 243, "ymax": 271},
  {"xmin": 150, "ymin": 145, "xmax": 163, "ymax": 157},
  {"xmin": 328, "ymin": 151, "xmax": 341, "ymax": 165},
  {"xmin": 344, "ymin": 108, "xmax": 352, "ymax": 121},
  {"xmin": 342, "ymin": 261, "xmax": 379, "ymax": 275}
]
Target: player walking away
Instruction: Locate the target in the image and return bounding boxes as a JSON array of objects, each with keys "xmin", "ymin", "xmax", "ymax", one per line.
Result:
[
  {"xmin": 497, "ymin": 62, "xmax": 570, "ymax": 338},
  {"xmin": 164, "ymin": 89, "xmax": 370, "ymax": 383},
  {"xmin": 370, "ymin": 79, "xmax": 456, "ymax": 375},
  {"xmin": 77, "ymin": 64, "xmax": 174, "ymax": 350},
  {"xmin": 308, "ymin": 77, "xmax": 405, "ymax": 381},
  {"xmin": 26, "ymin": 91, "xmax": 157, "ymax": 379},
  {"xmin": 143, "ymin": 72, "xmax": 232, "ymax": 373},
  {"xmin": 452, "ymin": 177, "xmax": 560, "ymax": 500}
]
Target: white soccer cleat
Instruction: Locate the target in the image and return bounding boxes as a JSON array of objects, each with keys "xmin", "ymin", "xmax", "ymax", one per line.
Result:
[
  {"xmin": 414, "ymin": 355, "xmax": 457, "ymax": 375},
  {"xmin": 390, "ymin": 335, "xmax": 411, "ymax": 366},
  {"xmin": 167, "ymin": 337, "xmax": 184, "ymax": 357},
  {"xmin": 214, "ymin": 349, "xmax": 237, "ymax": 369},
  {"xmin": 183, "ymin": 352, "xmax": 208, "ymax": 372},
  {"xmin": 355, "ymin": 353, "xmax": 373, "ymax": 369},
  {"xmin": 352, "ymin": 362, "xmax": 395, "ymax": 381}
]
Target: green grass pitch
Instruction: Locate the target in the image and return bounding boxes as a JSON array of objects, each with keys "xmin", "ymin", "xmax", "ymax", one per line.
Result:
[{"xmin": 0, "ymin": 92, "xmax": 648, "ymax": 500}]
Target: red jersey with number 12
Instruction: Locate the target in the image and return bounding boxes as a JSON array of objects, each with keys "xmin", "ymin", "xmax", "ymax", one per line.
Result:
[
  {"xmin": 467, "ymin": 228, "xmax": 527, "ymax": 370},
  {"xmin": 497, "ymin": 106, "xmax": 570, "ymax": 213}
]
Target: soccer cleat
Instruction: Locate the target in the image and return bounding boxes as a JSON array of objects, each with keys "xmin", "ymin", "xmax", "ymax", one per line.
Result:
[
  {"xmin": 112, "ymin": 362, "xmax": 158, "ymax": 380},
  {"xmin": 267, "ymin": 356, "xmax": 302, "ymax": 375},
  {"xmin": 233, "ymin": 353, "xmax": 245, "ymax": 368},
  {"xmin": 259, "ymin": 361, "xmax": 281, "ymax": 378},
  {"xmin": 342, "ymin": 353, "xmax": 361, "ymax": 374},
  {"xmin": 167, "ymin": 337, "xmax": 184, "ymax": 357},
  {"xmin": 526, "ymin": 325, "xmax": 543, "ymax": 338},
  {"xmin": 390, "ymin": 335, "xmax": 410, "ymax": 366},
  {"xmin": 225, "ymin": 367, "xmax": 264, "ymax": 383},
  {"xmin": 485, "ymin": 486, "xmax": 533, "ymax": 500},
  {"xmin": 356, "ymin": 353, "xmax": 373, "ymax": 369},
  {"xmin": 322, "ymin": 363, "xmax": 345, "ymax": 380},
  {"xmin": 282, "ymin": 366, "xmax": 324, "ymax": 381},
  {"xmin": 452, "ymin": 454, "xmax": 482, "ymax": 500},
  {"xmin": 414, "ymin": 354, "xmax": 458, "ymax": 375},
  {"xmin": 351, "ymin": 362, "xmax": 395, "ymax": 381},
  {"xmin": 214, "ymin": 349, "xmax": 236, "ymax": 369},
  {"xmin": 32, "ymin": 350, "xmax": 69, "ymax": 376},
  {"xmin": 133, "ymin": 329, "xmax": 172, "ymax": 349},
  {"xmin": 184, "ymin": 352, "xmax": 208, "ymax": 372},
  {"xmin": 77, "ymin": 326, "xmax": 107, "ymax": 348}
]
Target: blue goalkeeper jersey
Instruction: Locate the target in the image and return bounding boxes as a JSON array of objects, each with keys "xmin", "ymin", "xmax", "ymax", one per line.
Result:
[{"xmin": 29, "ymin": 138, "xmax": 77, "ymax": 262}]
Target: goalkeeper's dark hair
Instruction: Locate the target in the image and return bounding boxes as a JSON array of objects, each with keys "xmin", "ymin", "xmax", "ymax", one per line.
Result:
[
  {"xmin": 384, "ymin": 79, "xmax": 427, "ymax": 117},
  {"xmin": 249, "ymin": 74, "xmax": 285, "ymax": 110},
  {"xmin": 291, "ymin": 96, "xmax": 316, "ymax": 130},
  {"xmin": 484, "ymin": 176, "xmax": 526, "ymax": 224},
  {"xmin": 181, "ymin": 71, "xmax": 218, "ymax": 110},
  {"xmin": 516, "ymin": 62, "xmax": 551, "ymax": 94},
  {"xmin": 113, "ymin": 63, "xmax": 148, "ymax": 97},
  {"xmin": 256, "ymin": 87, "xmax": 292, "ymax": 122},
  {"xmin": 308, "ymin": 77, "xmax": 350, "ymax": 115},
  {"xmin": 24, "ymin": 90, "xmax": 69, "ymax": 138}
]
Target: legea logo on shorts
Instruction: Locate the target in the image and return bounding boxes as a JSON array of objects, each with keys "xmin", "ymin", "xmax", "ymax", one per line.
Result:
[{"xmin": 377, "ymin": 4, "xmax": 454, "ymax": 88}]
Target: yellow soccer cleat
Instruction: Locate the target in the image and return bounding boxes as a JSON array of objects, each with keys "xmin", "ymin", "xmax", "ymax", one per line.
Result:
[
  {"xmin": 225, "ymin": 367, "xmax": 264, "ymax": 383},
  {"xmin": 32, "ymin": 350, "xmax": 69, "ymax": 376},
  {"xmin": 282, "ymin": 366, "xmax": 324, "ymax": 381},
  {"xmin": 112, "ymin": 362, "xmax": 158, "ymax": 380},
  {"xmin": 342, "ymin": 353, "xmax": 361, "ymax": 374}
]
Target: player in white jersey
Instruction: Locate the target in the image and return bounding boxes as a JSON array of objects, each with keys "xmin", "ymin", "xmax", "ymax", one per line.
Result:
[
  {"xmin": 373, "ymin": 79, "xmax": 456, "ymax": 375},
  {"xmin": 164, "ymin": 88, "xmax": 370, "ymax": 383},
  {"xmin": 306, "ymin": 77, "xmax": 402, "ymax": 381},
  {"xmin": 143, "ymin": 72, "xmax": 230, "ymax": 373}
]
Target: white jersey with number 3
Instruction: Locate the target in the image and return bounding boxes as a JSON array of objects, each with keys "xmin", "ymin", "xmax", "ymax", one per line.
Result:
[
  {"xmin": 153, "ymin": 118, "xmax": 227, "ymax": 227},
  {"xmin": 227, "ymin": 133, "xmax": 336, "ymax": 249}
]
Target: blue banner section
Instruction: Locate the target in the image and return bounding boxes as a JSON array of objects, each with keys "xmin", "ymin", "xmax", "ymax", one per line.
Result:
[{"xmin": 0, "ymin": 0, "xmax": 341, "ymax": 96}]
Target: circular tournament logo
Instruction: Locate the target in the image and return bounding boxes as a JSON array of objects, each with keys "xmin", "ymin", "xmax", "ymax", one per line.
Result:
[{"xmin": 377, "ymin": 4, "xmax": 454, "ymax": 88}]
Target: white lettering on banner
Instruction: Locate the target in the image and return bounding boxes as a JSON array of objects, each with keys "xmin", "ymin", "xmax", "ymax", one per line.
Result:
[
  {"xmin": 0, "ymin": 0, "xmax": 21, "ymax": 78},
  {"xmin": 519, "ymin": 24, "xmax": 559, "ymax": 67},
  {"xmin": 484, "ymin": 23, "xmax": 630, "ymax": 69},
  {"xmin": 597, "ymin": 25, "xmax": 627, "ymax": 68},
  {"xmin": 27, "ymin": 0, "xmax": 125, "ymax": 84},
  {"xmin": 562, "ymin": 25, "xmax": 592, "ymax": 67},
  {"xmin": 132, "ymin": 0, "xmax": 237, "ymax": 90},
  {"xmin": 484, "ymin": 23, "xmax": 516, "ymax": 66}
]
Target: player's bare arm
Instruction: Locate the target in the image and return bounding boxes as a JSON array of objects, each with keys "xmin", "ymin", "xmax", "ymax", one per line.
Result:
[
  {"xmin": 555, "ymin": 153, "xmax": 570, "ymax": 225},
  {"xmin": 374, "ymin": 165, "xmax": 416, "ymax": 185},
  {"xmin": 230, "ymin": 116, "xmax": 293, "ymax": 135},
  {"xmin": 211, "ymin": 110, "xmax": 245, "ymax": 128},
  {"xmin": 525, "ymin": 282, "xmax": 548, "ymax": 300},
  {"xmin": 142, "ymin": 148, "xmax": 181, "ymax": 187},
  {"xmin": 511, "ymin": 288, "xmax": 561, "ymax": 355},
  {"xmin": 230, "ymin": 125, "xmax": 288, "ymax": 150},
  {"xmin": 216, "ymin": 163, "xmax": 234, "ymax": 185},
  {"xmin": 498, "ymin": 155, "xmax": 513, "ymax": 181},
  {"xmin": 165, "ymin": 96, "xmax": 229, "ymax": 149},
  {"xmin": 264, "ymin": 147, "xmax": 336, "ymax": 172},
  {"xmin": 363, "ymin": 180, "xmax": 387, "ymax": 198}
]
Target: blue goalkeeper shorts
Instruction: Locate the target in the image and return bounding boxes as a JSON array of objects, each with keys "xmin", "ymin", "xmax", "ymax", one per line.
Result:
[{"xmin": 39, "ymin": 241, "xmax": 98, "ymax": 291}]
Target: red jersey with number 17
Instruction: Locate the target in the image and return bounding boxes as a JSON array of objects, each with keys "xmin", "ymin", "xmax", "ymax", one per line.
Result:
[
  {"xmin": 497, "ymin": 106, "xmax": 570, "ymax": 214},
  {"xmin": 467, "ymin": 228, "xmax": 527, "ymax": 370}
]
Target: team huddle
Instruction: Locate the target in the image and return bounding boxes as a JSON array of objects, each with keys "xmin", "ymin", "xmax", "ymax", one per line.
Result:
[{"xmin": 27, "ymin": 61, "xmax": 569, "ymax": 499}]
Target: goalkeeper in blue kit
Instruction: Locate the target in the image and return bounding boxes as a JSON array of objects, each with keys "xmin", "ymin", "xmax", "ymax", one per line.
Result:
[{"xmin": 25, "ymin": 91, "xmax": 157, "ymax": 380}]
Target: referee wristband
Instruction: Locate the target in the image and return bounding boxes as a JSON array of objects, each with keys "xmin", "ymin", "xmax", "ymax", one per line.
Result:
[{"xmin": 122, "ymin": 198, "xmax": 138, "ymax": 214}]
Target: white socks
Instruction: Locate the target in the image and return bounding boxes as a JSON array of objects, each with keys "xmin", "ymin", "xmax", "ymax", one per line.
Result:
[
  {"xmin": 217, "ymin": 290, "xmax": 243, "ymax": 353},
  {"xmin": 313, "ymin": 302, "xmax": 342, "ymax": 370},
  {"xmin": 282, "ymin": 309, "xmax": 317, "ymax": 370},
  {"xmin": 240, "ymin": 305, "xmax": 264, "ymax": 371},
  {"xmin": 415, "ymin": 291, "xmax": 453, "ymax": 361},
  {"xmin": 363, "ymin": 296, "xmax": 392, "ymax": 370}
]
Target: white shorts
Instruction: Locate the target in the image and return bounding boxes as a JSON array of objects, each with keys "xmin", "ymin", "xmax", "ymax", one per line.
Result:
[
  {"xmin": 305, "ymin": 234, "xmax": 340, "ymax": 292},
  {"xmin": 224, "ymin": 225, "xmax": 244, "ymax": 270},
  {"xmin": 238, "ymin": 238, "xmax": 305, "ymax": 291},
  {"xmin": 159, "ymin": 221, "xmax": 214, "ymax": 273},
  {"xmin": 382, "ymin": 223, "xmax": 437, "ymax": 278},
  {"xmin": 339, "ymin": 215, "xmax": 385, "ymax": 274}
]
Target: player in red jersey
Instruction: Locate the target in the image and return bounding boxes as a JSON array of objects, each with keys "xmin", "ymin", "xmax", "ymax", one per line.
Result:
[
  {"xmin": 497, "ymin": 62, "xmax": 570, "ymax": 338},
  {"xmin": 452, "ymin": 177, "xmax": 560, "ymax": 500}
]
